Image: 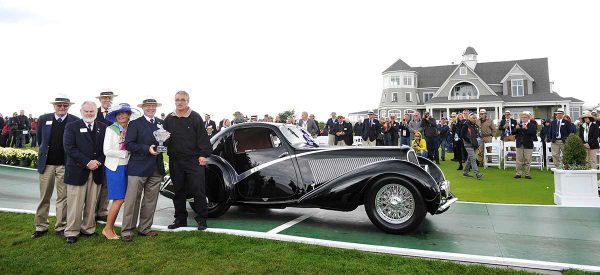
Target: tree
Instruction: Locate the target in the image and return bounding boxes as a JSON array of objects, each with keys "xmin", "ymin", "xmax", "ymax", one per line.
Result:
[{"xmin": 277, "ymin": 110, "xmax": 295, "ymax": 123}]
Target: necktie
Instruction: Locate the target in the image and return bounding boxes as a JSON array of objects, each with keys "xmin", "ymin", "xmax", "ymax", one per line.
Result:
[
  {"xmin": 103, "ymin": 110, "xmax": 107, "ymax": 118},
  {"xmin": 87, "ymin": 123, "xmax": 93, "ymax": 132},
  {"xmin": 57, "ymin": 118, "xmax": 63, "ymax": 123},
  {"xmin": 150, "ymin": 118, "xmax": 154, "ymax": 125}
]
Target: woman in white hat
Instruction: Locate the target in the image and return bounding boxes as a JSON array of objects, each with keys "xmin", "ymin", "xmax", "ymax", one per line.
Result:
[
  {"xmin": 101, "ymin": 103, "xmax": 136, "ymax": 240},
  {"xmin": 578, "ymin": 111, "xmax": 599, "ymax": 170}
]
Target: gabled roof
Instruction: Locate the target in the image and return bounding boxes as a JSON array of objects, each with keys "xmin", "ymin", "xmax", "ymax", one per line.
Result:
[
  {"xmin": 500, "ymin": 63, "xmax": 535, "ymax": 83},
  {"xmin": 382, "ymin": 59, "xmax": 412, "ymax": 73},
  {"xmin": 463, "ymin": 46, "xmax": 478, "ymax": 55},
  {"xmin": 432, "ymin": 61, "xmax": 499, "ymax": 98},
  {"xmin": 384, "ymin": 57, "xmax": 551, "ymax": 92}
]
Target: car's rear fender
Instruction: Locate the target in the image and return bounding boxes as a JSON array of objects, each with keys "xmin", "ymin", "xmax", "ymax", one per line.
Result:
[{"xmin": 299, "ymin": 159, "xmax": 441, "ymax": 213}]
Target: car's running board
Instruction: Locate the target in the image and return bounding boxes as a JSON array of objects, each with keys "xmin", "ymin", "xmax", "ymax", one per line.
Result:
[{"xmin": 435, "ymin": 196, "xmax": 458, "ymax": 214}]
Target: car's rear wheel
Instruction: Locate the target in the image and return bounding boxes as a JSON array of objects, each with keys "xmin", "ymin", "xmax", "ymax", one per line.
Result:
[
  {"xmin": 364, "ymin": 177, "xmax": 426, "ymax": 234},
  {"xmin": 189, "ymin": 199, "xmax": 231, "ymax": 218}
]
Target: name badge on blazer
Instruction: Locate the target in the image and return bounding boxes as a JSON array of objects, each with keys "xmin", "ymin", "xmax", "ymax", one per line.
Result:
[
  {"xmin": 46, "ymin": 121, "xmax": 53, "ymax": 126},
  {"xmin": 80, "ymin": 128, "xmax": 88, "ymax": 133}
]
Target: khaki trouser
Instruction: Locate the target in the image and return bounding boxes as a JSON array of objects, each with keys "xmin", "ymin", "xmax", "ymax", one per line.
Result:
[
  {"xmin": 121, "ymin": 171, "xmax": 162, "ymax": 237},
  {"xmin": 35, "ymin": 165, "xmax": 67, "ymax": 232},
  {"xmin": 327, "ymin": 134, "xmax": 335, "ymax": 146},
  {"xmin": 336, "ymin": 140, "xmax": 346, "ymax": 146},
  {"xmin": 95, "ymin": 178, "xmax": 109, "ymax": 217},
  {"xmin": 477, "ymin": 136, "xmax": 493, "ymax": 163},
  {"xmin": 65, "ymin": 173, "xmax": 101, "ymax": 237},
  {"xmin": 585, "ymin": 148, "xmax": 598, "ymax": 170},
  {"xmin": 551, "ymin": 141, "xmax": 564, "ymax": 168},
  {"xmin": 516, "ymin": 147, "xmax": 533, "ymax": 176},
  {"xmin": 362, "ymin": 139, "xmax": 376, "ymax": 147}
]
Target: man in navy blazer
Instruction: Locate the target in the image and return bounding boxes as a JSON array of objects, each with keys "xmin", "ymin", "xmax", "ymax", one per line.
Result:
[
  {"xmin": 362, "ymin": 110, "xmax": 380, "ymax": 146},
  {"xmin": 94, "ymin": 89, "xmax": 116, "ymax": 221},
  {"xmin": 121, "ymin": 97, "xmax": 166, "ymax": 242},
  {"xmin": 550, "ymin": 108, "xmax": 573, "ymax": 168},
  {"xmin": 31, "ymin": 95, "xmax": 79, "ymax": 238},
  {"xmin": 63, "ymin": 101, "xmax": 107, "ymax": 244}
]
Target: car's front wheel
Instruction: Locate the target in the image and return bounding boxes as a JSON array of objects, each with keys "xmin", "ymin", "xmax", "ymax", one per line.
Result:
[{"xmin": 364, "ymin": 177, "xmax": 426, "ymax": 234}]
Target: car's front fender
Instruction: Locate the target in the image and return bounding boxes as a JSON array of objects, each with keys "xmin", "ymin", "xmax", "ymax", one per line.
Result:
[{"xmin": 299, "ymin": 159, "xmax": 442, "ymax": 213}]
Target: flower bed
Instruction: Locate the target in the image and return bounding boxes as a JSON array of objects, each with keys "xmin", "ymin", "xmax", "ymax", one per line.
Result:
[{"xmin": 0, "ymin": 148, "xmax": 38, "ymax": 168}]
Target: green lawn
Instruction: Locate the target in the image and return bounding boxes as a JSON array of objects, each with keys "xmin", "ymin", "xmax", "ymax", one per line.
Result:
[
  {"xmin": 0, "ymin": 212, "xmax": 591, "ymax": 275},
  {"xmin": 439, "ymin": 152, "xmax": 556, "ymax": 205}
]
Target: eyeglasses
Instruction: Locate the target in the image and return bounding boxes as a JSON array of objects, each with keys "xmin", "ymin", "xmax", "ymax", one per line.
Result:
[{"xmin": 55, "ymin": 104, "xmax": 70, "ymax": 108}]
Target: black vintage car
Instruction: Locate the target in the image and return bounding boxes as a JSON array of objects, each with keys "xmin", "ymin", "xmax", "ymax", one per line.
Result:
[{"xmin": 161, "ymin": 122, "xmax": 456, "ymax": 234}]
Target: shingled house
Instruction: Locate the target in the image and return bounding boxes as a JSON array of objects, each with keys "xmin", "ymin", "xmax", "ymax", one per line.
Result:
[{"xmin": 377, "ymin": 47, "xmax": 584, "ymax": 121}]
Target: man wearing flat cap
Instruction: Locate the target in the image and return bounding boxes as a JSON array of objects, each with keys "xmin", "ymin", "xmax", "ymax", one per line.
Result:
[
  {"xmin": 550, "ymin": 108, "xmax": 573, "ymax": 168},
  {"xmin": 31, "ymin": 95, "xmax": 79, "ymax": 238},
  {"xmin": 121, "ymin": 97, "xmax": 166, "ymax": 241},
  {"xmin": 94, "ymin": 89, "xmax": 117, "ymax": 222}
]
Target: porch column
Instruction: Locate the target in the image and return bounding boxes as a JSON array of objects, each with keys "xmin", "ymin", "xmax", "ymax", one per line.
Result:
[
  {"xmin": 499, "ymin": 105, "xmax": 503, "ymax": 119},
  {"xmin": 495, "ymin": 106, "xmax": 499, "ymax": 121},
  {"xmin": 476, "ymin": 107, "xmax": 480, "ymax": 115},
  {"xmin": 446, "ymin": 107, "xmax": 450, "ymax": 119}
]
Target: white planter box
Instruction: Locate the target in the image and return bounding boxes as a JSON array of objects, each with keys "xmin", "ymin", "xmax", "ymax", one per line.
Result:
[{"xmin": 552, "ymin": 168, "xmax": 600, "ymax": 207}]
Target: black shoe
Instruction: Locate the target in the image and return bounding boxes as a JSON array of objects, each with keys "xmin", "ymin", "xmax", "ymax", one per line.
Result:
[
  {"xmin": 66, "ymin": 236, "xmax": 77, "ymax": 244},
  {"xmin": 197, "ymin": 219, "xmax": 208, "ymax": 231},
  {"xmin": 55, "ymin": 230, "xmax": 64, "ymax": 236},
  {"xmin": 435, "ymin": 161, "xmax": 440, "ymax": 165},
  {"xmin": 457, "ymin": 166, "xmax": 463, "ymax": 170},
  {"xmin": 514, "ymin": 175, "xmax": 521, "ymax": 179},
  {"xmin": 95, "ymin": 216, "xmax": 107, "ymax": 222},
  {"xmin": 462, "ymin": 173, "xmax": 473, "ymax": 178},
  {"xmin": 441, "ymin": 158, "xmax": 446, "ymax": 161},
  {"xmin": 525, "ymin": 176, "xmax": 532, "ymax": 179},
  {"xmin": 80, "ymin": 231, "xmax": 98, "ymax": 237},
  {"xmin": 167, "ymin": 221, "xmax": 187, "ymax": 230},
  {"xmin": 476, "ymin": 174, "xmax": 483, "ymax": 180},
  {"xmin": 31, "ymin": 230, "xmax": 48, "ymax": 238}
]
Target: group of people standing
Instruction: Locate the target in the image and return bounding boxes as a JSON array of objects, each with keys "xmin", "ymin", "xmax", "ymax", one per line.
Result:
[
  {"xmin": 0, "ymin": 110, "xmax": 37, "ymax": 148},
  {"xmin": 32, "ymin": 90, "xmax": 212, "ymax": 244}
]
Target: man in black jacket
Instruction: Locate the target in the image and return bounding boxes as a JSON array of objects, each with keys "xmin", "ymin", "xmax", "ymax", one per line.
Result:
[
  {"xmin": 13, "ymin": 110, "xmax": 30, "ymax": 148},
  {"xmin": 163, "ymin": 91, "xmax": 212, "ymax": 231},
  {"xmin": 460, "ymin": 113, "xmax": 482, "ymax": 180},
  {"xmin": 421, "ymin": 112, "xmax": 439, "ymax": 164},
  {"xmin": 550, "ymin": 108, "xmax": 573, "ymax": 168},
  {"xmin": 204, "ymin": 114, "xmax": 218, "ymax": 137},
  {"xmin": 514, "ymin": 112, "xmax": 538, "ymax": 179}
]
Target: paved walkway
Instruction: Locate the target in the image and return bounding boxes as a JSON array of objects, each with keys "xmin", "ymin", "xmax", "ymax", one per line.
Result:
[{"xmin": 1, "ymin": 165, "xmax": 599, "ymax": 272}]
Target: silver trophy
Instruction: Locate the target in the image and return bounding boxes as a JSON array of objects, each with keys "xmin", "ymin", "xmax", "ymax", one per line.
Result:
[{"xmin": 153, "ymin": 124, "xmax": 170, "ymax": 153}]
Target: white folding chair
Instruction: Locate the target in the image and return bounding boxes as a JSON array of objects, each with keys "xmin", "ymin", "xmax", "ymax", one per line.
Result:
[
  {"xmin": 503, "ymin": 141, "xmax": 516, "ymax": 169},
  {"xmin": 545, "ymin": 142, "xmax": 554, "ymax": 170},
  {"xmin": 483, "ymin": 142, "xmax": 502, "ymax": 169},
  {"xmin": 531, "ymin": 142, "xmax": 544, "ymax": 170},
  {"xmin": 353, "ymin": 136, "xmax": 363, "ymax": 146}
]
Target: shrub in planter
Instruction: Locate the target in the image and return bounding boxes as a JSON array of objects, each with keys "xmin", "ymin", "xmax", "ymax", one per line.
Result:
[
  {"xmin": 560, "ymin": 134, "xmax": 589, "ymax": 170},
  {"xmin": 553, "ymin": 134, "xmax": 600, "ymax": 206}
]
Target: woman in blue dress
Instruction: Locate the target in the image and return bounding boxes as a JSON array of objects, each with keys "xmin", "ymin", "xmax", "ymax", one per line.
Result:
[{"xmin": 102, "ymin": 103, "xmax": 135, "ymax": 240}]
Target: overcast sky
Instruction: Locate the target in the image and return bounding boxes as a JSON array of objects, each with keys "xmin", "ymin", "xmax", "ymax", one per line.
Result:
[{"xmin": 1, "ymin": 0, "xmax": 599, "ymax": 121}]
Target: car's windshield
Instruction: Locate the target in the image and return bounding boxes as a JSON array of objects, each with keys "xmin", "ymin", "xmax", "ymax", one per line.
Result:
[{"xmin": 279, "ymin": 125, "xmax": 318, "ymax": 148}]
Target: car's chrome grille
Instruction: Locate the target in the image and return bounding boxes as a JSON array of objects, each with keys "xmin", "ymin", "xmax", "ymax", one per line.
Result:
[{"xmin": 308, "ymin": 157, "xmax": 396, "ymax": 184}]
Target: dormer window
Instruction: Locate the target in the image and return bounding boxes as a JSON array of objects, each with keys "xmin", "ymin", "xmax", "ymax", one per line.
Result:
[
  {"xmin": 511, "ymin": 79, "xmax": 524, "ymax": 97},
  {"xmin": 390, "ymin": 76, "xmax": 401, "ymax": 86},
  {"xmin": 403, "ymin": 76, "xmax": 413, "ymax": 86},
  {"xmin": 459, "ymin": 67, "xmax": 467, "ymax": 75},
  {"xmin": 391, "ymin": 92, "xmax": 398, "ymax": 102}
]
